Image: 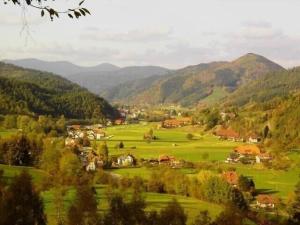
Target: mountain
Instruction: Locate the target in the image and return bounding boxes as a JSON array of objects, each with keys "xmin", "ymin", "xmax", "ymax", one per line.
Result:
[
  {"xmin": 4, "ymin": 59, "xmax": 170, "ymax": 94},
  {"xmin": 226, "ymin": 67, "xmax": 300, "ymax": 106},
  {"xmin": 4, "ymin": 58, "xmax": 119, "ymax": 75},
  {"xmin": 103, "ymin": 53, "xmax": 284, "ymax": 106},
  {"xmin": 65, "ymin": 66, "xmax": 170, "ymax": 94},
  {"xmin": 0, "ymin": 62, "xmax": 118, "ymax": 119}
]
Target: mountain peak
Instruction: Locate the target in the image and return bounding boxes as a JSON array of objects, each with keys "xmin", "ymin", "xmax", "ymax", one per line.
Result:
[{"xmin": 233, "ymin": 53, "xmax": 285, "ymax": 70}]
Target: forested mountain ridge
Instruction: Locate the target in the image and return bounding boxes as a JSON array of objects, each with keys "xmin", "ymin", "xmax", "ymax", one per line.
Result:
[
  {"xmin": 0, "ymin": 62, "xmax": 118, "ymax": 119},
  {"xmin": 104, "ymin": 53, "xmax": 284, "ymax": 106},
  {"xmin": 4, "ymin": 58, "xmax": 120, "ymax": 75},
  {"xmin": 225, "ymin": 67, "xmax": 300, "ymax": 106},
  {"xmin": 4, "ymin": 58, "xmax": 170, "ymax": 94}
]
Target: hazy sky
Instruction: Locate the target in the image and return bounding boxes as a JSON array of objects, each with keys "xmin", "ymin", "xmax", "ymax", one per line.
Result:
[{"xmin": 1, "ymin": 0, "xmax": 300, "ymax": 68}]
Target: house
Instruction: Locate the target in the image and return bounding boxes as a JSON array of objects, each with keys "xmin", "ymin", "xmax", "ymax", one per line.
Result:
[
  {"xmin": 215, "ymin": 127, "xmax": 240, "ymax": 141},
  {"xmin": 247, "ymin": 133, "xmax": 261, "ymax": 143},
  {"xmin": 117, "ymin": 154, "xmax": 135, "ymax": 167},
  {"xmin": 161, "ymin": 117, "xmax": 192, "ymax": 128},
  {"xmin": 87, "ymin": 129, "xmax": 106, "ymax": 140},
  {"xmin": 114, "ymin": 118, "xmax": 125, "ymax": 125},
  {"xmin": 234, "ymin": 145, "xmax": 261, "ymax": 156},
  {"xmin": 256, "ymin": 195, "xmax": 278, "ymax": 209},
  {"xmin": 222, "ymin": 171, "xmax": 239, "ymax": 186},
  {"xmin": 255, "ymin": 153, "xmax": 272, "ymax": 164},
  {"xmin": 85, "ymin": 150, "xmax": 104, "ymax": 171}
]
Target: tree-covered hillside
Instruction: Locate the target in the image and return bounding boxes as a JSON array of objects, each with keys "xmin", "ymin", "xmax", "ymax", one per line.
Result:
[
  {"xmin": 0, "ymin": 63, "xmax": 118, "ymax": 119},
  {"xmin": 226, "ymin": 67, "xmax": 300, "ymax": 106},
  {"xmin": 104, "ymin": 53, "xmax": 284, "ymax": 106}
]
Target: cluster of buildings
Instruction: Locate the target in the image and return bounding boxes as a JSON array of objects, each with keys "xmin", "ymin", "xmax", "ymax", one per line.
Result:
[
  {"xmin": 67, "ymin": 124, "xmax": 106, "ymax": 141},
  {"xmin": 222, "ymin": 171, "xmax": 278, "ymax": 209},
  {"xmin": 225, "ymin": 144, "xmax": 272, "ymax": 164},
  {"xmin": 215, "ymin": 127, "xmax": 261, "ymax": 143},
  {"xmin": 141, "ymin": 155, "xmax": 184, "ymax": 168}
]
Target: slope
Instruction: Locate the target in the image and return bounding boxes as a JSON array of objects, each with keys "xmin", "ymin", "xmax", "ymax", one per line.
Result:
[
  {"xmin": 104, "ymin": 53, "xmax": 284, "ymax": 106},
  {"xmin": 0, "ymin": 62, "xmax": 117, "ymax": 119}
]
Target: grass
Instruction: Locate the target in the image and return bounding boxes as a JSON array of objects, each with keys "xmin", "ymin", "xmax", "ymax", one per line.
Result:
[
  {"xmin": 0, "ymin": 164, "xmax": 47, "ymax": 183},
  {"xmin": 1, "ymin": 123, "xmax": 300, "ymax": 223},
  {"xmin": 199, "ymin": 87, "xmax": 228, "ymax": 105},
  {"xmin": 104, "ymin": 123, "xmax": 237, "ymax": 162},
  {"xmin": 0, "ymin": 129, "xmax": 18, "ymax": 138},
  {"xmin": 102, "ymin": 123, "xmax": 300, "ymax": 199}
]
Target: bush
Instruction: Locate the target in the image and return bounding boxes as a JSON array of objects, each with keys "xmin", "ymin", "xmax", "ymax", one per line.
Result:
[{"xmin": 186, "ymin": 133, "xmax": 194, "ymax": 140}]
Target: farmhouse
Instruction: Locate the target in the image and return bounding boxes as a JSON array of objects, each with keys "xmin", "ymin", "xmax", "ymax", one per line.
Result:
[
  {"xmin": 222, "ymin": 171, "xmax": 239, "ymax": 186},
  {"xmin": 256, "ymin": 195, "xmax": 278, "ymax": 209},
  {"xmin": 114, "ymin": 118, "xmax": 125, "ymax": 125},
  {"xmin": 255, "ymin": 153, "xmax": 272, "ymax": 164},
  {"xmin": 87, "ymin": 129, "xmax": 106, "ymax": 140},
  {"xmin": 158, "ymin": 155, "xmax": 176, "ymax": 165},
  {"xmin": 215, "ymin": 127, "xmax": 240, "ymax": 141},
  {"xmin": 162, "ymin": 117, "xmax": 192, "ymax": 128},
  {"xmin": 85, "ymin": 150, "xmax": 104, "ymax": 171},
  {"xmin": 246, "ymin": 133, "xmax": 261, "ymax": 143},
  {"xmin": 116, "ymin": 154, "xmax": 136, "ymax": 167}
]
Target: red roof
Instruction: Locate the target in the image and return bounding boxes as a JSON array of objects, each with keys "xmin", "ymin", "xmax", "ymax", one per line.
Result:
[
  {"xmin": 215, "ymin": 128, "xmax": 239, "ymax": 138},
  {"xmin": 257, "ymin": 195, "xmax": 278, "ymax": 204},
  {"xmin": 234, "ymin": 145, "xmax": 261, "ymax": 155},
  {"xmin": 159, "ymin": 155, "xmax": 176, "ymax": 162}
]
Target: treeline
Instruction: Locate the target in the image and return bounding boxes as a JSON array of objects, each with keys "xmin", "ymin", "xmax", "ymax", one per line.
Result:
[
  {"xmin": 2, "ymin": 170, "xmax": 299, "ymax": 225},
  {"xmin": 0, "ymin": 115, "xmax": 66, "ymax": 166},
  {"xmin": 94, "ymin": 168, "xmax": 254, "ymax": 212},
  {"xmin": 0, "ymin": 62, "xmax": 118, "ymax": 119}
]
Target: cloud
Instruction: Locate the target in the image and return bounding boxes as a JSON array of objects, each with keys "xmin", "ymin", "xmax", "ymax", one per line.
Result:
[
  {"xmin": 80, "ymin": 27, "xmax": 173, "ymax": 42},
  {"xmin": 222, "ymin": 23, "xmax": 300, "ymax": 67},
  {"xmin": 1, "ymin": 43, "xmax": 120, "ymax": 66},
  {"xmin": 112, "ymin": 41, "xmax": 221, "ymax": 68}
]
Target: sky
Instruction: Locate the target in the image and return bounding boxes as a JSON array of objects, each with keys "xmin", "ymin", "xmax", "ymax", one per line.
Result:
[{"xmin": 1, "ymin": 0, "xmax": 300, "ymax": 69}]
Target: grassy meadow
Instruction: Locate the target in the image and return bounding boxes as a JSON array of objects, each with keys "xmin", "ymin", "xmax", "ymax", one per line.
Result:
[
  {"xmin": 103, "ymin": 123, "xmax": 300, "ymax": 198},
  {"xmin": 1, "ymin": 123, "xmax": 300, "ymax": 224}
]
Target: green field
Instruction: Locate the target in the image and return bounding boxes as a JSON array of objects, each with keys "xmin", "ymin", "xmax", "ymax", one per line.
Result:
[
  {"xmin": 42, "ymin": 185, "xmax": 222, "ymax": 225},
  {"xmin": 0, "ymin": 129, "xmax": 18, "ymax": 138},
  {"xmin": 1, "ymin": 123, "xmax": 300, "ymax": 224},
  {"xmin": 104, "ymin": 123, "xmax": 237, "ymax": 162},
  {"xmin": 103, "ymin": 124, "xmax": 300, "ymax": 199}
]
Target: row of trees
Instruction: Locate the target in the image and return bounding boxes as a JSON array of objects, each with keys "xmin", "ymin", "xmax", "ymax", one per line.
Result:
[{"xmin": 1, "ymin": 114, "xmax": 66, "ymax": 136}]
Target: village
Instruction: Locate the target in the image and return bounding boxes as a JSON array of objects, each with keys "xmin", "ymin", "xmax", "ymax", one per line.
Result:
[{"xmin": 62, "ymin": 106, "xmax": 279, "ymax": 211}]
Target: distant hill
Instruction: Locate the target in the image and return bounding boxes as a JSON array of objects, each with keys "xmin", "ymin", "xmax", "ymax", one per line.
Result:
[
  {"xmin": 4, "ymin": 58, "xmax": 119, "ymax": 75},
  {"xmin": 4, "ymin": 59, "xmax": 170, "ymax": 94},
  {"xmin": 103, "ymin": 53, "xmax": 284, "ymax": 106},
  {"xmin": 0, "ymin": 62, "xmax": 118, "ymax": 119}
]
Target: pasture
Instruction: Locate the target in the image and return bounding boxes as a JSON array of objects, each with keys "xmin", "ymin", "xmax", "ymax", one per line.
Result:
[
  {"xmin": 103, "ymin": 123, "xmax": 300, "ymax": 198},
  {"xmin": 104, "ymin": 123, "xmax": 237, "ymax": 162}
]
